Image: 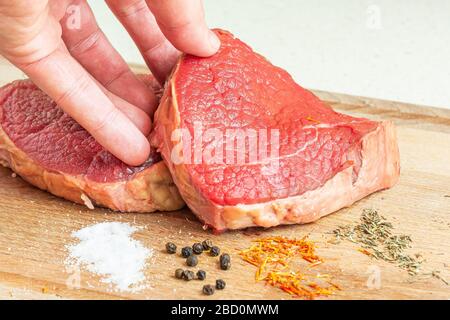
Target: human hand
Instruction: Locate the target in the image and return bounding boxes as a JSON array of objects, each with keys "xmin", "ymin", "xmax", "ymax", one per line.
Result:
[{"xmin": 0, "ymin": 0, "xmax": 220, "ymax": 166}]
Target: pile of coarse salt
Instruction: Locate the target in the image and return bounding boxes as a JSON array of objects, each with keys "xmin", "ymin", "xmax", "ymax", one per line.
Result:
[{"xmin": 66, "ymin": 222, "xmax": 152, "ymax": 292}]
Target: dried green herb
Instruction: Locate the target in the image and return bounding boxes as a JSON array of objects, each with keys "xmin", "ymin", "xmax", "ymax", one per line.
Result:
[
  {"xmin": 331, "ymin": 209, "xmax": 423, "ymax": 275},
  {"xmin": 428, "ymin": 270, "xmax": 449, "ymax": 286},
  {"xmin": 432, "ymin": 271, "xmax": 448, "ymax": 285},
  {"xmin": 407, "ymin": 270, "xmax": 449, "ymax": 286}
]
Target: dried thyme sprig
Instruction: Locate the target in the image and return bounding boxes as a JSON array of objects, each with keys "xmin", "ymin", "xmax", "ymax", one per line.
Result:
[
  {"xmin": 331, "ymin": 209, "xmax": 423, "ymax": 276},
  {"xmin": 430, "ymin": 271, "xmax": 449, "ymax": 286}
]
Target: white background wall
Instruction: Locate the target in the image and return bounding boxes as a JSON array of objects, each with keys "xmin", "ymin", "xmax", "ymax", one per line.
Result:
[{"xmin": 89, "ymin": 0, "xmax": 450, "ymax": 109}]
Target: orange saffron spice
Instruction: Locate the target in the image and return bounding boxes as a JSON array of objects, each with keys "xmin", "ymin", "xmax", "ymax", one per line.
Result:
[
  {"xmin": 306, "ymin": 116, "xmax": 321, "ymax": 123},
  {"xmin": 239, "ymin": 236, "xmax": 340, "ymax": 299},
  {"xmin": 358, "ymin": 248, "xmax": 373, "ymax": 256}
]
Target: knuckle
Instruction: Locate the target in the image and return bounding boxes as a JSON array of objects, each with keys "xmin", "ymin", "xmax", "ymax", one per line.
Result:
[
  {"xmin": 90, "ymin": 107, "xmax": 121, "ymax": 135},
  {"xmin": 159, "ymin": 18, "xmax": 195, "ymax": 33},
  {"xmin": 104, "ymin": 68, "xmax": 131, "ymax": 87},
  {"xmin": 142, "ymin": 37, "xmax": 166, "ymax": 57},
  {"xmin": 112, "ymin": 0, "xmax": 148, "ymax": 18},
  {"xmin": 54, "ymin": 74, "xmax": 91, "ymax": 106},
  {"xmin": 67, "ymin": 28, "xmax": 103, "ymax": 55}
]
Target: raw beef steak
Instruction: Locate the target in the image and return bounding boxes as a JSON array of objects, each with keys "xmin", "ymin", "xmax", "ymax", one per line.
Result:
[
  {"xmin": 152, "ymin": 30, "xmax": 400, "ymax": 231},
  {"xmin": 0, "ymin": 79, "xmax": 184, "ymax": 212}
]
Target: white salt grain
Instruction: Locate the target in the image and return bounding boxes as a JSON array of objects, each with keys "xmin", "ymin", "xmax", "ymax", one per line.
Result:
[{"xmin": 66, "ymin": 222, "xmax": 152, "ymax": 292}]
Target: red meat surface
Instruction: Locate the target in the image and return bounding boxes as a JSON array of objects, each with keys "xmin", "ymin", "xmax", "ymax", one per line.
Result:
[
  {"xmin": 153, "ymin": 30, "xmax": 400, "ymax": 231},
  {"xmin": 0, "ymin": 80, "xmax": 184, "ymax": 212},
  {"xmin": 1, "ymin": 80, "xmax": 160, "ymax": 183}
]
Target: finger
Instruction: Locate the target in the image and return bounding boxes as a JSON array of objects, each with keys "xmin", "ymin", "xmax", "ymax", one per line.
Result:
[
  {"xmin": 105, "ymin": 0, "xmax": 179, "ymax": 83},
  {"xmin": 146, "ymin": 0, "xmax": 220, "ymax": 57},
  {"xmin": 17, "ymin": 43, "xmax": 150, "ymax": 166},
  {"xmin": 137, "ymin": 73, "xmax": 162, "ymax": 93},
  {"xmin": 58, "ymin": 43, "xmax": 151, "ymax": 135},
  {"xmin": 94, "ymin": 77, "xmax": 152, "ymax": 136},
  {"xmin": 60, "ymin": 0, "xmax": 157, "ymax": 114}
]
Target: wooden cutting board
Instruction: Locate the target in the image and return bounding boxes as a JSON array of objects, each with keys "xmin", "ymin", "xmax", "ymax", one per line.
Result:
[{"xmin": 0, "ymin": 60, "xmax": 449, "ymax": 300}]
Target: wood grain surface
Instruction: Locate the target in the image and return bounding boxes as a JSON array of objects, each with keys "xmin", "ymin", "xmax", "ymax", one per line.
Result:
[{"xmin": 0, "ymin": 61, "xmax": 449, "ymax": 300}]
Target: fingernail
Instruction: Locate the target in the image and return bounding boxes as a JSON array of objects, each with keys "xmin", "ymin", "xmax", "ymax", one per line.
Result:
[{"xmin": 208, "ymin": 30, "xmax": 221, "ymax": 52}]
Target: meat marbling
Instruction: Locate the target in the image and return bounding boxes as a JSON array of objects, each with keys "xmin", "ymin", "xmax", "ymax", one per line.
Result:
[
  {"xmin": 0, "ymin": 79, "xmax": 184, "ymax": 212},
  {"xmin": 152, "ymin": 30, "xmax": 400, "ymax": 232}
]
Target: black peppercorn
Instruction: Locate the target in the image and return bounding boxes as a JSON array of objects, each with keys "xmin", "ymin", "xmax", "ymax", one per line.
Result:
[
  {"xmin": 216, "ymin": 279, "xmax": 226, "ymax": 290},
  {"xmin": 165, "ymin": 242, "xmax": 177, "ymax": 254},
  {"xmin": 202, "ymin": 239, "xmax": 213, "ymax": 251},
  {"xmin": 197, "ymin": 270, "xmax": 206, "ymax": 280},
  {"xmin": 186, "ymin": 255, "xmax": 198, "ymax": 267},
  {"xmin": 192, "ymin": 242, "xmax": 203, "ymax": 254},
  {"xmin": 181, "ymin": 246, "xmax": 193, "ymax": 258},
  {"xmin": 182, "ymin": 270, "xmax": 195, "ymax": 281},
  {"xmin": 202, "ymin": 284, "xmax": 215, "ymax": 296},
  {"xmin": 175, "ymin": 268, "xmax": 184, "ymax": 279},
  {"xmin": 210, "ymin": 246, "xmax": 220, "ymax": 257},
  {"xmin": 219, "ymin": 253, "xmax": 231, "ymax": 270}
]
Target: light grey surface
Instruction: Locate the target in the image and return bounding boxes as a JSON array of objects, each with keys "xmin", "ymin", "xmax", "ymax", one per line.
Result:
[{"xmin": 89, "ymin": 0, "xmax": 450, "ymax": 109}]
